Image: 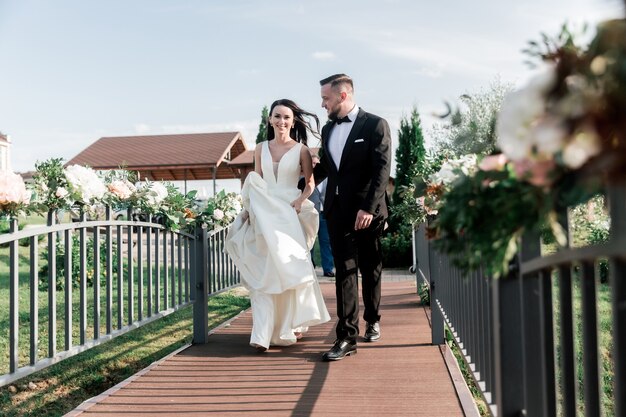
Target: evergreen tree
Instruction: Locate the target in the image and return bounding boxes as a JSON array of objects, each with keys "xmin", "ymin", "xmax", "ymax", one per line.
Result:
[
  {"xmin": 381, "ymin": 107, "xmax": 426, "ymax": 267},
  {"xmin": 256, "ymin": 106, "xmax": 269, "ymax": 144},
  {"xmin": 392, "ymin": 107, "xmax": 426, "ymax": 204}
]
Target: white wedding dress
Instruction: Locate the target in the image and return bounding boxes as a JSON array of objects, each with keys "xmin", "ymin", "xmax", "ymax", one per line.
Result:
[{"xmin": 225, "ymin": 141, "xmax": 330, "ymax": 349}]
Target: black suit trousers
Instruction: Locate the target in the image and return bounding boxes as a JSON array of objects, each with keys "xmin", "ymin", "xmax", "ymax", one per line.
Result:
[{"xmin": 325, "ymin": 199, "xmax": 384, "ymax": 343}]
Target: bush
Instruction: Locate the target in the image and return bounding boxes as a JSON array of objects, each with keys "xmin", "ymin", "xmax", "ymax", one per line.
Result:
[
  {"xmin": 381, "ymin": 223, "xmax": 413, "ymax": 267},
  {"xmin": 39, "ymin": 236, "xmax": 119, "ymax": 290}
]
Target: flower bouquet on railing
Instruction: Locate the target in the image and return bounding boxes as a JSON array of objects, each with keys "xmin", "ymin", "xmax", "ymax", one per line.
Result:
[
  {"xmin": 102, "ymin": 169, "xmax": 139, "ymax": 209},
  {"xmin": 0, "ymin": 171, "xmax": 32, "ymax": 219},
  {"xmin": 423, "ymin": 19, "xmax": 626, "ymax": 277},
  {"xmin": 30, "ymin": 158, "xmax": 76, "ymax": 213},
  {"xmin": 391, "ymin": 149, "xmax": 453, "ymax": 226},
  {"xmin": 2, "ymin": 156, "xmax": 244, "ymax": 234},
  {"xmin": 156, "ymin": 183, "xmax": 198, "ymax": 231},
  {"xmin": 195, "ymin": 190, "xmax": 243, "ymax": 233}
]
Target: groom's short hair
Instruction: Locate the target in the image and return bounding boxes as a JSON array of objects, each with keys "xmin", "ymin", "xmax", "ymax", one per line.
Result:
[{"xmin": 320, "ymin": 74, "xmax": 353, "ymax": 93}]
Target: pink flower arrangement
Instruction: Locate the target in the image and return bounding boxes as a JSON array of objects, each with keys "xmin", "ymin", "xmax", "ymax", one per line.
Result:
[{"xmin": 0, "ymin": 171, "xmax": 31, "ymax": 216}]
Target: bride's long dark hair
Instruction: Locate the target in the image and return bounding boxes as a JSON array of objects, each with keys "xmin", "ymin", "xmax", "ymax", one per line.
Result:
[{"xmin": 266, "ymin": 99, "xmax": 320, "ymax": 146}]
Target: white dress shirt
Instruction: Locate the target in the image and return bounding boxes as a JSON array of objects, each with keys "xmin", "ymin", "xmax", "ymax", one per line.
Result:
[{"xmin": 328, "ymin": 105, "xmax": 360, "ymax": 171}]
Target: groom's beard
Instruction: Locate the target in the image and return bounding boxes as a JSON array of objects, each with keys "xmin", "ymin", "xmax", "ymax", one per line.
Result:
[{"xmin": 327, "ymin": 110, "xmax": 340, "ymax": 121}]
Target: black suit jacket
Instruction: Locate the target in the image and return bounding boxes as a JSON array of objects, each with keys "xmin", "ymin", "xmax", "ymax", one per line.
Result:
[{"xmin": 314, "ymin": 108, "xmax": 391, "ymax": 226}]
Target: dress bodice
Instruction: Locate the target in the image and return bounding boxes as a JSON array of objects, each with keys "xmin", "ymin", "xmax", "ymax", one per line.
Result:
[{"xmin": 262, "ymin": 141, "xmax": 302, "ymax": 190}]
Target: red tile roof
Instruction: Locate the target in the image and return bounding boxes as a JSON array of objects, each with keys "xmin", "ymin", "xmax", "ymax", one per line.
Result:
[{"xmin": 66, "ymin": 132, "xmax": 249, "ymax": 181}]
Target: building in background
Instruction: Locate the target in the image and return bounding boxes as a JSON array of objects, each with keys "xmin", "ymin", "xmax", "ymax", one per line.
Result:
[{"xmin": 0, "ymin": 132, "xmax": 11, "ymax": 172}]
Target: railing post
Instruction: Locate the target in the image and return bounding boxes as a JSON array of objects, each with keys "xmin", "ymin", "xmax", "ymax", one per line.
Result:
[
  {"xmin": 192, "ymin": 224, "xmax": 209, "ymax": 344},
  {"xmin": 9, "ymin": 218, "xmax": 19, "ymax": 373},
  {"xmin": 519, "ymin": 229, "xmax": 555, "ymax": 417},
  {"xmin": 608, "ymin": 181, "xmax": 626, "ymax": 417},
  {"xmin": 417, "ymin": 220, "xmax": 444, "ymax": 345},
  {"xmin": 47, "ymin": 209, "xmax": 57, "ymax": 357},
  {"xmin": 492, "ymin": 261, "xmax": 525, "ymax": 417}
]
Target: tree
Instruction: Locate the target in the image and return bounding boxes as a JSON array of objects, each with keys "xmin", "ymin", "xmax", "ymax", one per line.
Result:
[
  {"xmin": 430, "ymin": 78, "xmax": 512, "ymax": 156},
  {"xmin": 392, "ymin": 106, "xmax": 426, "ymax": 204},
  {"xmin": 256, "ymin": 106, "xmax": 269, "ymax": 144},
  {"xmin": 381, "ymin": 106, "xmax": 426, "ymax": 268}
]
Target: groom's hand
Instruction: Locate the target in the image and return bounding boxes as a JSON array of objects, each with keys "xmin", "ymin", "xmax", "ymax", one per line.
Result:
[{"xmin": 354, "ymin": 210, "xmax": 373, "ymax": 230}]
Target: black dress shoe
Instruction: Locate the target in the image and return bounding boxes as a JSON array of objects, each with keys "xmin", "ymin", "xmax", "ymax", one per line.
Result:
[
  {"xmin": 323, "ymin": 271, "xmax": 335, "ymax": 277},
  {"xmin": 322, "ymin": 339, "xmax": 357, "ymax": 361},
  {"xmin": 364, "ymin": 322, "xmax": 380, "ymax": 342}
]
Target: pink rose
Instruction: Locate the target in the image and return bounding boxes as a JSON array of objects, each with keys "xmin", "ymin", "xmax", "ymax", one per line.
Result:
[
  {"xmin": 479, "ymin": 154, "xmax": 508, "ymax": 172},
  {"xmin": 513, "ymin": 159, "xmax": 556, "ymax": 187},
  {"xmin": 108, "ymin": 180, "xmax": 135, "ymax": 200},
  {"xmin": 0, "ymin": 171, "xmax": 30, "ymax": 206}
]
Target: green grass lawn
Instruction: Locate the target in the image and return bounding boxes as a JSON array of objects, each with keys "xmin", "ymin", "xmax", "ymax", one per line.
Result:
[{"xmin": 553, "ymin": 270, "xmax": 614, "ymax": 417}]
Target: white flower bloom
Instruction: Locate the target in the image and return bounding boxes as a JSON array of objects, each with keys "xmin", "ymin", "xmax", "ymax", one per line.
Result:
[
  {"xmin": 532, "ymin": 117, "xmax": 568, "ymax": 155},
  {"xmin": 213, "ymin": 209, "xmax": 225, "ymax": 220},
  {"xmin": 55, "ymin": 187, "xmax": 69, "ymax": 198},
  {"xmin": 496, "ymin": 65, "xmax": 558, "ymax": 162},
  {"xmin": 64, "ymin": 165, "xmax": 106, "ymax": 204},
  {"xmin": 143, "ymin": 182, "xmax": 168, "ymax": 207},
  {"xmin": 429, "ymin": 155, "xmax": 478, "ymax": 185}
]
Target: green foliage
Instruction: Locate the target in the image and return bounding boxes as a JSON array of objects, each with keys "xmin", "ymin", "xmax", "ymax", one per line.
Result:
[
  {"xmin": 430, "ymin": 79, "xmax": 512, "ymax": 157},
  {"xmin": 159, "ymin": 184, "xmax": 197, "ymax": 231},
  {"xmin": 431, "ymin": 168, "xmax": 551, "ymax": 277},
  {"xmin": 417, "ymin": 282, "xmax": 430, "ymax": 306},
  {"xmin": 570, "ymin": 194, "xmax": 610, "ymax": 247},
  {"xmin": 31, "ymin": 158, "xmax": 72, "ymax": 211},
  {"xmin": 256, "ymin": 106, "xmax": 269, "ymax": 144},
  {"xmin": 381, "ymin": 222, "xmax": 413, "ymax": 267},
  {"xmin": 392, "ymin": 107, "xmax": 426, "ymax": 204},
  {"xmin": 391, "ymin": 149, "xmax": 455, "ymax": 228},
  {"xmin": 384, "ymin": 107, "xmax": 426, "ymax": 266}
]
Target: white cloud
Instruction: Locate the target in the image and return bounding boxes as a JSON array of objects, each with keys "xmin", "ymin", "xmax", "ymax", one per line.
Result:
[
  {"xmin": 412, "ymin": 67, "xmax": 443, "ymax": 78},
  {"xmin": 312, "ymin": 51, "xmax": 335, "ymax": 60},
  {"xmin": 134, "ymin": 123, "xmax": 151, "ymax": 134}
]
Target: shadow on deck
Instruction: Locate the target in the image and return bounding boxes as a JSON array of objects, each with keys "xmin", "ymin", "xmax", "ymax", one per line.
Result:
[{"xmin": 66, "ymin": 270, "xmax": 473, "ymax": 416}]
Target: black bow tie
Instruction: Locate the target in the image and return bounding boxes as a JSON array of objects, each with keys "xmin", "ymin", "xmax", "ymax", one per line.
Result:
[{"xmin": 335, "ymin": 115, "xmax": 351, "ymax": 124}]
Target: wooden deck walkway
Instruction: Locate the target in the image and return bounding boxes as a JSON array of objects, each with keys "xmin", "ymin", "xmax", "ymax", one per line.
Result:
[{"xmin": 67, "ymin": 270, "xmax": 474, "ymax": 416}]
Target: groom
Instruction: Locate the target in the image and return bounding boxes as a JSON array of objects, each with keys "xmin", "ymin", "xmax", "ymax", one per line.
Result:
[{"xmin": 315, "ymin": 74, "xmax": 391, "ymax": 361}]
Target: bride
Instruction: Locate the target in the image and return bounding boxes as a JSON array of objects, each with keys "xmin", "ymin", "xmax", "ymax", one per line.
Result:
[{"xmin": 225, "ymin": 99, "xmax": 331, "ymax": 352}]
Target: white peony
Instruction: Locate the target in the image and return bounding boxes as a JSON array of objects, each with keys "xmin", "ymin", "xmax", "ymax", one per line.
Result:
[
  {"xmin": 213, "ymin": 209, "xmax": 225, "ymax": 220},
  {"xmin": 143, "ymin": 181, "xmax": 168, "ymax": 207},
  {"xmin": 64, "ymin": 165, "xmax": 106, "ymax": 204},
  {"xmin": 55, "ymin": 187, "xmax": 69, "ymax": 198},
  {"xmin": 496, "ymin": 65, "xmax": 558, "ymax": 161}
]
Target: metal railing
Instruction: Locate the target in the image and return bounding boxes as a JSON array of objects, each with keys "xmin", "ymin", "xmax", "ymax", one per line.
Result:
[
  {"xmin": 414, "ymin": 182, "xmax": 625, "ymax": 417},
  {"xmin": 0, "ymin": 208, "xmax": 240, "ymax": 387}
]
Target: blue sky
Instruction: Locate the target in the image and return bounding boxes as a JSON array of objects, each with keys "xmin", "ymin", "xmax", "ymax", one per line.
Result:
[{"xmin": 1, "ymin": 0, "xmax": 623, "ymax": 178}]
